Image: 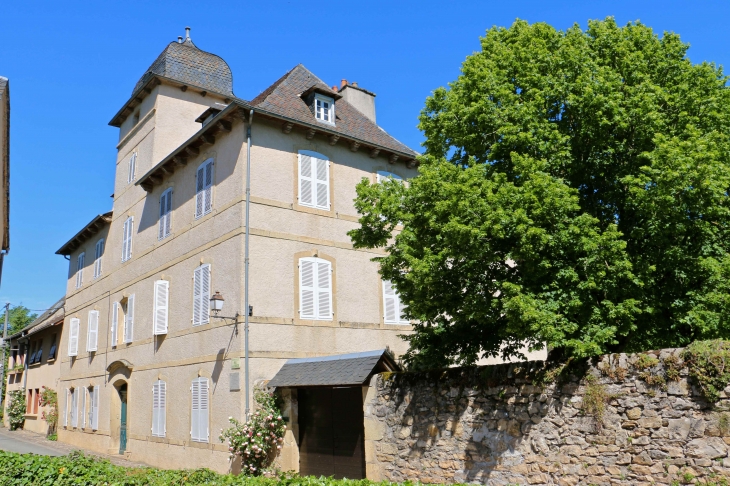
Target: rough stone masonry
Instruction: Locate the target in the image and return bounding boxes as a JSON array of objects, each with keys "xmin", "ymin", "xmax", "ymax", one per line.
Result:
[{"xmin": 363, "ymin": 347, "xmax": 730, "ymax": 485}]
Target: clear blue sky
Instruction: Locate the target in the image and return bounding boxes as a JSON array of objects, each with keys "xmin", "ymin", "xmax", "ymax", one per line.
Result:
[{"xmin": 2, "ymin": 0, "xmax": 729, "ymax": 313}]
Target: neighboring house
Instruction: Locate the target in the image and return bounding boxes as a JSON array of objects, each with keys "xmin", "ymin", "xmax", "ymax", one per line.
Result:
[{"xmin": 3, "ymin": 298, "xmax": 64, "ymax": 434}]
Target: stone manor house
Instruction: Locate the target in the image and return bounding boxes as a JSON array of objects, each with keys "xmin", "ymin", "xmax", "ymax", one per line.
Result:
[{"xmin": 53, "ymin": 29, "xmax": 420, "ymax": 475}]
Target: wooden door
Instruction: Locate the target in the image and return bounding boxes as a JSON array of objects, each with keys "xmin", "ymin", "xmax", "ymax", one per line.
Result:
[{"xmin": 298, "ymin": 387, "xmax": 365, "ymax": 479}]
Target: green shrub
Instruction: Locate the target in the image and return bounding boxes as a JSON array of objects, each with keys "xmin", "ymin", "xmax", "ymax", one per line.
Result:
[
  {"xmin": 6, "ymin": 390, "xmax": 25, "ymax": 430},
  {"xmin": 0, "ymin": 450, "xmax": 419, "ymax": 486},
  {"xmin": 683, "ymin": 340, "xmax": 730, "ymax": 403}
]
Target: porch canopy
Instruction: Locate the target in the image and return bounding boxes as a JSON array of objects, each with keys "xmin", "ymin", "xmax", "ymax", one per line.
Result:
[{"xmin": 267, "ymin": 349, "xmax": 399, "ymax": 388}]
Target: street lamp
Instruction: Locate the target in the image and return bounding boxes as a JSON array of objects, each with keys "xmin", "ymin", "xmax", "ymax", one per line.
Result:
[{"xmin": 210, "ymin": 291, "xmax": 225, "ymax": 314}]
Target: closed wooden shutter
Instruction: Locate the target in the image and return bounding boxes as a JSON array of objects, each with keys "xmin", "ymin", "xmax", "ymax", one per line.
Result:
[
  {"xmin": 204, "ymin": 161, "xmax": 213, "ymax": 214},
  {"xmin": 191, "ymin": 378, "xmax": 209, "ymax": 442},
  {"xmin": 159, "ymin": 189, "xmax": 172, "ymax": 240},
  {"xmin": 315, "ymin": 157, "xmax": 329, "ymax": 209},
  {"xmin": 299, "ymin": 154, "xmax": 313, "ymax": 207},
  {"xmin": 68, "ymin": 318, "xmax": 80, "ymax": 356},
  {"xmin": 299, "ymin": 258, "xmax": 332, "ymax": 320},
  {"xmin": 76, "ymin": 253, "xmax": 85, "ymax": 288},
  {"xmin": 94, "ymin": 239, "xmax": 104, "ymax": 278},
  {"xmin": 124, "ymin": 295, "xmax": 134, "ymax": 343},
  {"xmin": 153, "ymin": 281, "xmax": 169, "ymax": 335},
  {"xmin": 192, "ymin": 265, "xmax": 210, "ymax": 326},
  {"xmin": 122, "ymin": 217, "xmax": 133, "ymax": 262},
  {"xmin": 111, "ymin": 302, "xmax": 119, "ymax": 347},
  {"xmin": 91, "ymin": 385, "xmax": 99, "ymax": 430},
  {"xmin": 195, "ymin": 165, "xmax": 205, "ymax": 218},
  {"xmin": 152, "ymin": 380, "xmax": 166, "ymax": 437},
  {"xmin": 87, "ymin": 311, "xmax": 99, "ymax": 352}
]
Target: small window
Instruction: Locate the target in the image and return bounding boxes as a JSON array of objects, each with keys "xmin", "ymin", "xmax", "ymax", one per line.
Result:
[
  {"xmin": 68, "ymin": 318, "xmax": 80, "ymax": 357},
  {"xmin": 195, "ymin": 159, "xmax": 214, "ymax": 219},
  {"xmin": 86, "ymin": 310, "xmax": 99, "ymax": 352},
  {"xmin": 383, "ymin": 280, "xmax": 408, "ymax": 324},
  {"xmin": 376, "ymin": 171, "xmax": 404, "ymax": 183},
  {"xmin": 192, "ymin": 264, "xmax": 211, "ymax": 327},
  {"xmin": 298, "ymin": 151, "xmax": 330, "ymax": 210},
  {"xmin": 122, "ymin": 216, "xmax": 134, "ymax": 262},
  {"xmin": 159, "ymin": 188, "xmax": 173, "ymax": 240},
  {"xmin": 314, "ymin": 94, "xmax": 335, "ymax": 125},
  {"xmin": 124, "ymin": 295, "xmax": 135, "ymax": 343},
  {"xmin": 93, "ymin": 239, "xmax": 104, "ymax": 279},
  {"xmin": 75, "ymin": 252, "xmax": 85, "ymax": 289},
  {"xmin": 299, "ymin": 257, "xmax": 333, "ymax": 321},
  {"xmin": 48, "ymin": 334, "xmax": 57, "ymax": 360},
  {"xmin": 191, "ymin": 377, "xmax": 209, "ymax": 442},
  {"xmin": 127, "ymin": 152, "xmax": 137, "ymax": 184}
]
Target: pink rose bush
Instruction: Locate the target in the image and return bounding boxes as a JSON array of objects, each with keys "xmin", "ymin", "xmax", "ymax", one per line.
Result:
[{"xmin": 219, "ymin": 387, "xmax": 286, "ymax": 475}]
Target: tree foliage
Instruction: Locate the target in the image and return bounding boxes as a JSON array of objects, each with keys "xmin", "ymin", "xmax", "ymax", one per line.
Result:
[
  {"xmin": 350, "ymin": 18, "xmax": 730, "ymax": 367},
  {"xmin": 1, "ymin": 305, "xmax": 38, "ymax": 335}
]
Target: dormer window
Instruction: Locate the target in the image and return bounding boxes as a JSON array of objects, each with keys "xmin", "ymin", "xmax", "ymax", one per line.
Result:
[{"xmin": 315, "ymin": 94, "xmax": 335, "ymax": 125}]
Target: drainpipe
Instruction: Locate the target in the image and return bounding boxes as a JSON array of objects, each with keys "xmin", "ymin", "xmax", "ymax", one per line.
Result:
[{"xmin": 244, "ymin": 109, "xmax": 254, "ymax": 420}]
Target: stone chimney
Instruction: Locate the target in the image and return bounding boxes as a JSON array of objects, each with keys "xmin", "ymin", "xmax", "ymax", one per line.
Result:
[{"xmin": 339, "ymin": 79, "xmax": 376, "ymax": 123}]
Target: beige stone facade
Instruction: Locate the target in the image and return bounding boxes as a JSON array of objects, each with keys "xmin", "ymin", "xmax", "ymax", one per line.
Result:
[{"xmin": 3, "ymin": 300, "xmax": 64, "ymax": 434}]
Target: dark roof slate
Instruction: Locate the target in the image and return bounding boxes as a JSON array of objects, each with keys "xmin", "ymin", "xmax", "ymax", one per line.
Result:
[
  {"xmin": 133, "ymin": 39, "xmax": 233, "ymax": 97},
  {"xmin": 267, "ymin": 349, "xmax": 398, "ymax": 387},
  {"xmin": 250, "ymin": 65, "xmax": 417, "ymax": 157},
  {"xmin": 9, "ymin": 297, "xmax": 65, "ymax": 340}
]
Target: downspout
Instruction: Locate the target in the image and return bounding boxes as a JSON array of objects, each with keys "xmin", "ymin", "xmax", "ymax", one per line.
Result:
[{"xmin": 244, "ymin": 109, "xmax": 253, "ymax": 419}]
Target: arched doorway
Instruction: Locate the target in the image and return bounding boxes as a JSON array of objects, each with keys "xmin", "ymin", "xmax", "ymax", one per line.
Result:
[
  {"xmin": 107, "ymin": 360, "xmax": 133, "ymax": 456},
  {"xmin": 117, "ymin": 383, "xmax": 128, "ymax": 454}
]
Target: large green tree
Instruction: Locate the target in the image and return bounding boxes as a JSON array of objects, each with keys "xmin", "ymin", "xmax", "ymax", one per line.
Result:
[
  {"xmin": 350, "ymin": 18, "xmax": 730, "ymax": 367},
  {"xmin": 1, "ymin": 306, "xmax": 38, "ymax": 336}
]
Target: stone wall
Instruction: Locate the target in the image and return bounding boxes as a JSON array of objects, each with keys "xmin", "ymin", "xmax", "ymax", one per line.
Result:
[{"xmin": 363, "ymin": 348, "xmax": 730, "ymax": 485}]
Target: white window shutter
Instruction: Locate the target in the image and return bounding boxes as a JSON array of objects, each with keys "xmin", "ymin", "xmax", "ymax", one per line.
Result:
[
  {"xmin": 70, "ymin": 388, "xmax": 78, "ymax": 428},
  {"xmin": 165, "ymin": 190, "xmax": 172, "ymax": 236},
  {"xmin": 127, "ymin": 217, "xmax": 134, "ymax": 261},
  {"xmin": 192, "ymin": 266, "xmax": 202, "ymax": 326},
  {"xmin": 91, "ymin": 385, "xmax": 99, "ymax": 430},
  {"xmin": 200, "ymin": 265, "xmax": 210, "ymax": 325},
  {"xmin": 128, "ymin": 152, "xmax": 136, "ymax": 183},
  {"xmin": 299, "ymin": 259, "xmax": 315, "ymax": 319},
  {"xmin": 125, "ymin": 295, "xmax": 135, "ymax": 343},
  {"xmin": 152, "ymin": 380, "xmax": 166, "ymax": 437},
  {"xmin": 195, "ymin": 165, "xmax": 205, "ymax": 218},
  {"xmin": 87, "ymin": 311, "xmax": 99, "ymax": 352},
  {"xmin": 68, "ymin": 318, "xmax": 80, "ymax": 356},
  {"xmin": 82, "ymin": 387, "xmax": 87, "ymax": 428},
  {"xmin": 383, "ymin": 280, "xmax": 398, "ymax": 323},
  {"xmin": 316, "ymin": 260, "xmax": 332, "ymax": 319},
  {"xmin": 153, "ymin": 280, "xmax": 169, "ymax": 335},
  {"xmin": 191, "ymin": 379, "xmax": 199, "ymax": 440},
  {"xmin": 76, "ymin": 253, "xmax": 85, "ymax": 289},
  {"xmin": 298, "ymin": 154, "xmax": 313, "ymax": 207},
  {"xmin": 111, "ymin": 302, "xmax": 119, "ymax": 347},
  {"xmin": 94, "ymin": 239, "xmax": 104, "ymax": 278},
  {"xmin": 201, "ymin": 378, "xmax": 209, "ymax": 442},
  {"xmin": 64, "ymin": 389, "xmax": 69, "ymax": 427},
  {"xmin": 204, "ymin": 161, "xmax": 213, "ymax": 214},
  {"xmin": 314, "ymin": 157, "xmax": 329, "ymax": 209},
  {"xmin": 158, "ymin": 191, "xmax": 166, "ymax": 240}
]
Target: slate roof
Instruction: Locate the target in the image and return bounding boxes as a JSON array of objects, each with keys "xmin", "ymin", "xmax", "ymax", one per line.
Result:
[
  {"xmin": 56, "ymin": 212, "xmax": 112, "ymax": 255},
  {"xmin": 9, "ymin": 297, "xmax": 65, "ymax": 340},
  {"xmin": 267, "ymin": 349, "xmax": 399, "ymax": 388},
  {"xmin": 133, "ymin": 38, "xmax": 233, "ymax": 97},
  {"xmin": 250, "ymin": 65, "xmax": 418, "ymax": 157}
]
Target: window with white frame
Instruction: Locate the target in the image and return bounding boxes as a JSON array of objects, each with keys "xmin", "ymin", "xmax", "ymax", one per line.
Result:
[
  {"xmin": 190, "ymin": 377, "xmax": 209, "ymax": 442},
  {"xmin": 382, "ymin": 280, "xmax": 409, "ymax": 324},
  {"xmin": 122, "ymin": 216, "xmax": 134, "ymax": 262},
  {"xmin": 159, "ymin": 188, "xmax": 172, "ymax": 240},
  {"xmin": 153, "ymin": 280, "xmax": 169, "ymax": 335},
  {"xmin": 75, "ymin": 252, "xmax": 85, "ymax": 289},
  {"xmin": 93, "ymin": 239, "xmax": 104, "ymax": 279},
  {"xmin": 195, "ymin": 159, "xmax": 214, "ymax": 219},
  {"xmin": 298, "ymin": 151, "xmax": 330, "ymax": 210},
  {"xmin": 123, "ymin": 295, "xmax": 135, "ymax": 343},
  {"xmin": 299, "ymin": 257, "xmax": 333, "ymax": 320},
  {"xmin": 192, "ymin": 264, "xmax": 211, "ymax": 326},
  {"xmin": 152, "ymin": 380, "xmax": 166, "ymax": 437},
  {"xmin": 127, "ymin": 152, "xmax": 137, "ymax": 184},
  {"xmin": 68, "ymin": 318, "xmax": 80, "ymax": 357},
  {"xmin": 87, "ymin": 385, "xmax": 99, "ymax": 430},
  {"xmin": 314, "ymin": 94, "xmax": 335, "ymax": 125},
  {"xmin": 86, "ymin": 310, "xmax": 99, "ymax": 352}
]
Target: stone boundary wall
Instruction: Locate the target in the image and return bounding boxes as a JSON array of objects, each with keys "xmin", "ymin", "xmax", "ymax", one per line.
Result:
[{"xmin": 363, "ymin": 348, "xmax": 730, "ymax": 485}]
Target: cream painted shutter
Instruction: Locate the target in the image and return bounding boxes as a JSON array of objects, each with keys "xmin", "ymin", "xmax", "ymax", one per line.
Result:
[
  {"xmin": 70, "ymin": 388, "xmax": 78, "ymax": 428},
  {"xmin": 82, "ymin": 387, "xmax": 87, "ymax": 428},
  {"xmin": 193, "ymin": 265, "xmax": 210, "ymax": 326},
  {"xmin": 153, "ymin": 280, "xmax": 169, "ymax": 335},
  {"xmin": 191, "ymin": 379, "xmax": 200, "ymax": 440},
  {"xmin": 298, "ymin": 154, "xmax": 313, "ymax": 207},
  {"xmin": 87, "ymin": 311, "xmax": 99, "ymax": 352},
  {"xmin": 68, "ymin": 318, "xmax": 80, "ymax": 356},
  {"xmin": 316, "ymin": 260, "xmax": 332, "ymax": 319},
  {"xmin": 64, "ymin": 389, "xmax": 69, "ymax": 427},
  {"xmin": 152, "ymin": 380, "xmax": 166, "ymax": 437},
  {"xmin": 124, "ymin": 295, "xmax": 134, "ymax": 343},
  {"xmin": 192, "ymin": 266, "xmax": 202, "ymax": 326},
  {"xmin": 195, "ymin": 165, "xmax": 205, "ymax": 218},
  {"xmin": 111, "ymin": 302, "xmax": 119, "ymax": 347},
  {"xmin": 94, "ymin": 239, "xmax": 104, "ymax": 278},
  {"xmin": 314, "ymin": 157, "xmax": 329, "ymax": 209},
  {"xmin": 91, "ymin": 385, "xmax": 99, "ymax": 430},
  {"xmin": 204, "ymin": 161, "xmax": 213, "ymax": 214},
  {"xmin": 191, "ymin": 377, "xmax": 209, "ymax": 442},
  {"xmin": 383, "ymin": 280, "xmax": 398, "ymax": 323},
  {"xmin": 299, "ymin": 259, "xmax": 315, "ymax": 319},
  {"xmin": 126, "ymin": 217, "xmax": 134, "ymax": 261},
  {"xmin": 121, "ymin": 219, "xmax": 128, "ymax": 262}
]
